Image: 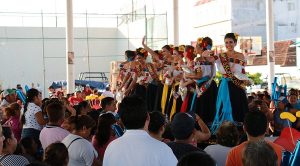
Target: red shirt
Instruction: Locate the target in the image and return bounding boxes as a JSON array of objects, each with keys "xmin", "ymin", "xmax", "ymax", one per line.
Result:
[
  {"xmin": 92, "ymin": 135, "xmax": 116, "ymax": 160},
  {"xmin": 226, "ymin": 141, "xmax": 283, "ymax": 166},
  {"xmin": 83, "ymin": 89, "xmax": 92, "ymax": 96},
  {"xmin": 68, "ymin": 96, "xmax": 83, "ymax": 106}
]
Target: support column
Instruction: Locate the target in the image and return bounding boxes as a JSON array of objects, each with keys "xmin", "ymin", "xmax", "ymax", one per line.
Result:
[
  {"xmin": 266, "ymin": 0, "xmax": 275, "ymax": 93},
  {"xmin": 173, "ymin": 0, "xmax": 179, "ymax": 45},
  {"xmin": 66, "ymin": 0, "xmax": 75, "ymax": 93}
]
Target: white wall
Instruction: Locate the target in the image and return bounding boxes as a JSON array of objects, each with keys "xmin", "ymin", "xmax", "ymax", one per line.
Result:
[
  {"xmin": 0, "ymin": 27, "xmax": 125, "ymax": 94},
  {"xmin": 179, "ymin": 0, "xmax": 233, "ymax": 45}
]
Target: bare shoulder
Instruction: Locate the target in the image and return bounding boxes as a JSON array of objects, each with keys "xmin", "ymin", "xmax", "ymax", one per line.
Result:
[{"xmin": 235, "ymin": 52, "xmax": 245, "ymax": 61}]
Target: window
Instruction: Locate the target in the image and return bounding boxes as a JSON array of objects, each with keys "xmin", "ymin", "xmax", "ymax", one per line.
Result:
[{"xmin": 288, "ymin": 2, "xmax": 295, "ymax": 11}]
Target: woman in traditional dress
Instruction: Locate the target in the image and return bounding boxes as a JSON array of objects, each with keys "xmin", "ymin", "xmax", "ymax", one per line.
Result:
[
  {"xmin": 192, "ymin": 37, "xmax": 218, "ymax": 124},
  {"xmin": 116, "ymin": 50, "xmax": 138, "ymax": 102},
  {"xmin": 163, "ymin": 45, "xmax": 185, "ymax": 120},
  {"xmin": 210, "ymin": 33, "xmax": 252, "ymax": 133},
  {"xmin": 131, "ymin": 47, "xmax": 157, "ymax": 102},
  {"xmin": 141, "ymin": 37, "xmax": 174, "ymax": 114},
  {"xmin": 179, "ymin": 45, "xmax": 199, "ymax": 113}
]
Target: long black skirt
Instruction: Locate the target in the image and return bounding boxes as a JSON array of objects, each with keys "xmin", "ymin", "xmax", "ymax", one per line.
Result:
[
  {"xmin": 194, "ymin": 80, "xmax": 218, "ymax": 124},
  {"xmin": 217, "ymin": 80, "xmax": 249, "ymax": 122},
  {"xmin": 165, "ymin": 84, "xmax": 183, "ymax": 120},
  {"xmin": 146, "ymin": 82, "xmax": 163, "ymax": 112},
  {"xmin": 228, "ymin": 81, "xmax": 249, "ymax": 122},
  {"xmin": 131, "ymin": 84, "xmax": 147, "ymax": 101}
]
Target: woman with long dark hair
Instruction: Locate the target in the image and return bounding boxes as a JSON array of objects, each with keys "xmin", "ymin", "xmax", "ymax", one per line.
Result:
[
  {"xmin": 92, "ymin": 113, "xmax": 117, "ymax": 161},
  {"xmin": 210, "ymin": 33, "xmax": 252, "ymax": 133},
  {"xmin": 21, "ymin": 88, "xmax": 47, "ymax": 141}
]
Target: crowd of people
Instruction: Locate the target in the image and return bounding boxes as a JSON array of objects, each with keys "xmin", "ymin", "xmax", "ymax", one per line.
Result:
[{"xmin": 0, "ymin": 32, "xmax": 299, "ymax": 166}]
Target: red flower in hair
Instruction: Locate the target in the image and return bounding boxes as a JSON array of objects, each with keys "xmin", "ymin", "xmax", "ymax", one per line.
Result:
[
  {"xmin": 202, "ymin": 41, "xmax": 208, "ymax": 49},
  {"xmin": 185, "ymin": 48, "xmax": 194, "ymax": 61}
]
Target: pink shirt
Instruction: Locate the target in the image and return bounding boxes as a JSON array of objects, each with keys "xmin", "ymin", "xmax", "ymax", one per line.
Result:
[
  {"xmin": 4, "ymin": 116, "xmax": 22, "ymax": 142},
  {"xmin": 39, "ymin": 125, "xmax": 70, "ymax": 149}
]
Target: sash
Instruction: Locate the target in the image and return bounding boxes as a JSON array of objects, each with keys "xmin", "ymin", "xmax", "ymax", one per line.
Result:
[
  {"xmin": 146, "ymin": 63, "xmax": 158, "ymax": 81},
  {"xmin": 219, "ymin": 53, "xmax": 249, "ymax": 89},
  {"xmin": 189, "ymin": 76, "xmax": 210, "ymax": 113},
  {"xmin": 161, "ymin": 84, "xmax": 169, "ymax": 114},
  {"xmin": 169, "ymin": 82, "xmax": 180, "ymax": 121},
  {"xmin": 211, "ymin": 77, "xmax": 234, "ymax": 134}
]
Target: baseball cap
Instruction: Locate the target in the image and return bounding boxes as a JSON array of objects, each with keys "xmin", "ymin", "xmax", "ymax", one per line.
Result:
[
  {"xmin": 171, "ymin": 112, "xmax": 195, "ymax": 140},
  {"xmin": 1, "ymin": 89, "xmax": 15, "ymax": 97},
  {"xmin": 278, "ymin": 96, "xmax": 289, "ymax": 104}
]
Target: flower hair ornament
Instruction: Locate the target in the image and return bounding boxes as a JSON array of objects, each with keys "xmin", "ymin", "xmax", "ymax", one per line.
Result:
[
  {"xmin": 197, "ymin": 37, "xmax": 211, "ymax": 50},
  {"xmin": 185, "ymin": 47, "xmax": 194, "ymax": 61},
  {"xmin": 234, "ymin": 33, "xmax": 239, "ymax": 41},
  {"xmin": 197, "ymin": 37, "xmax": 203, "ymax": 45},
  {"xmin": 136, "ymin": 48, "xmax": 148, "ymax": 58},
  {"xmin": 178, "ymin": 45, "xmax": 185, "ymax": 52}
]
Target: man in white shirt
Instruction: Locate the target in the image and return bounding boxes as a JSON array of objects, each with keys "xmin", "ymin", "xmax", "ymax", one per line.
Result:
[
  {"xmin": 40, "ymin": 102, "xmax": 70, "ymax": 149},
  {"xmin": 103, "ymin": 96, "xmax": 178, "ymax": 166}
]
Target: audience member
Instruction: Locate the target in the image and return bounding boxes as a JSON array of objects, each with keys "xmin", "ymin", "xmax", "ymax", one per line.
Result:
[
  {"xmin": 0, "ymin": 89, "xmax": 16, "ymax": 110},
  {"xmin": 0, "ymin": 126, "xmax": 29, "ymax": 166},
  {"xmin": 77, "ymin": 100, "xmax": 91, "ymax": 115},
  {"xmin": 62, "ymin": 115, "xmax": 100, "ymax": 166},
  {"xmin": 193, "ymin": 113, "xmax": 211, "ymax": 143},
  {"xmin": 226, "ymin": 111, "xmax": 283, "ymax": 166},
  {"xmin": 167, "ymin": 112, "xmax": 205, "ymax": 160},
  {"xmin": 82, "ymin": 85, "xmax": 92, "ymax": 96},
  {"xmin": 148, "ymin": 111, "xmax": 170, "ymax": 142},
  {"xmin": 162, "ymin": 123, "xmax": 175, "ymax": 141},
  {"xmin": 56, "ymin": 91, "xmax": 64, "ymax": 101},
  {"xmin": 43, "ymin": 142, "xmax": 69, "ymax": 166},
  {"xmin": 61, "ymin": 116, "xmax": 76, "ymax": 132},
  {"xmin": 92, "ymin": 113, "xmax": 117, "ymax": 161},
  {"xmin": 21, "ymin": 88, "xmax": 47, "ymax": 142},
  {"xmin": 19, "ymin": 137, "xmax": 39, "ymax": 163},
  {"xmin": 68, "ymin": 91, "xmax": 83, "ymax": 106},
  {"xmin": 177, "ymin": 151, "xmax": 216, "ymax": 166},
  {"xmin": 248, "ymin": 99, "xmax": 273, "ymax": 122},
  {"xmin": 204, "ymin": 121, "xmax": 239, "ymax": 166},
  {"xmin": 242, "ymin": 141, "xmax": 278, "ymax": 166},
  {"xmin": 39, "ymin": 102, "xmax": 70, "ymax": 150},
  {"xmin": 247, "ymin": 96, "xmax": 254, "ymax": 104},
  {"xmin": 103, "ymin": 96, "xmax": 177, "ymax": 166},
  {"xmin": 60, "ymin": 97, "xmax": 76, "ymax": 118},
  {"xmin": 3, "ymin": 107, "xmax": 22, "ymax": 141},
  {"xmin": 273, "ymin": 96, "xmax": 290, "ymax": 135},
  {"xmin": 9, "ymin": 102, "xmax": 22, "ymax": 119},
  {"xmin": 101, "ymin": 85, "xmax": 114, "ymax": 98},
  {"xmin": 100, "ymin": 97, "xmax": 117, "ymax": 116},
  {"xmin": 0, "ymin": 89, "xmax": 16, "ymax": 121}
]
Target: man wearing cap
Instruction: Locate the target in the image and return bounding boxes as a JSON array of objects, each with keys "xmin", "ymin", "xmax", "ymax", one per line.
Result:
[
  {"xmin": 0, "ymin": 89, "xmax": 16, "ymax": 121},
  {"xmin": 167, "ymin": 112, "xmax": 206, "ymax": 160},
  {"xmin": 0, "ymin": 89, "xmax": 16, "ymax": 109}
]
